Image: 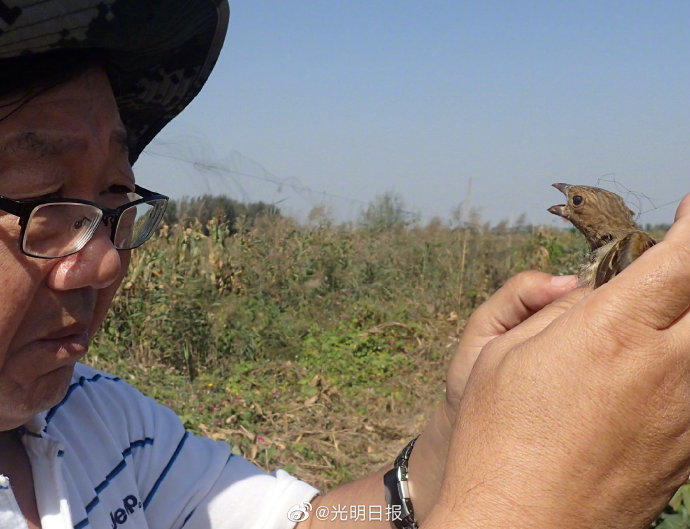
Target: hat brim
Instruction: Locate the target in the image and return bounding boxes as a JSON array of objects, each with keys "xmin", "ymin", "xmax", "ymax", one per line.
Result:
[{"xmin": 0, "ymin": 0, "xmax": 229, "ymax": 164}]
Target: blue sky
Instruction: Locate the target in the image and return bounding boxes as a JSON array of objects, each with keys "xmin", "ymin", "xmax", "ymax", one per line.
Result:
[{"xmin": 135, "ymin": 1, "xmax": 690, "ymax": 227}]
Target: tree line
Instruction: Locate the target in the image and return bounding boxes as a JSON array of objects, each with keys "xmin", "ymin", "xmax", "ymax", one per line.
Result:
[{"xmin": 163, "ymin": 195, "xmax": 281, "ymax": 234}]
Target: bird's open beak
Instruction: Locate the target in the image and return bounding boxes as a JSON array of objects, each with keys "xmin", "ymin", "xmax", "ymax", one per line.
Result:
[
  {"xmin": 552, "ymin": 182, "xmax": 570, "ymax": 194},
  {"xmin": 548, "ymin": 204, "xmax": 566, "ymax": 217},
  {"xmin": 548, "ymin": 182, "xmax": 570, "ymax": 218}
]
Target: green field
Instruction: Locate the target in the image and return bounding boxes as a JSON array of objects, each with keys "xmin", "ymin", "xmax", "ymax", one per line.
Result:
[{"xmin": 85, "ymin": 206, "xmax": 684, "ymax": 525}]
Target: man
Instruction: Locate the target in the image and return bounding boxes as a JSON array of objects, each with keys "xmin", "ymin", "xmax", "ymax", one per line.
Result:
[{"xmin": 2, "ymin": 2, "xmax": 690, "ymax": 529}]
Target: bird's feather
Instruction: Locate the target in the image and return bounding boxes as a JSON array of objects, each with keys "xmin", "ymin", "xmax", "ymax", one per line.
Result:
[{"xmin": 593, "ymin": 230, "xmax": 656, "ymax": 287}]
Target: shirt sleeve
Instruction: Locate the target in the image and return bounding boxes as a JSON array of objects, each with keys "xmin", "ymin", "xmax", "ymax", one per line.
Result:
[{"xmin": 73, "ymin": 365, "xmax": 320, "ymax": 529}]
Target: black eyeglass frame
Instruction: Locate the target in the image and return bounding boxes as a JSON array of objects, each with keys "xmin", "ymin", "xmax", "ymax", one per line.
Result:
[{"xmin": 0, "ymin": 184, "xmax": 169, "ymax": 258}]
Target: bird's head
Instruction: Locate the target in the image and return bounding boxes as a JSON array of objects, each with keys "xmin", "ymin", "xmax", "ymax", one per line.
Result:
[{"xmin": 548, "ymin": 183, "xmax": 638, "ymax": 249}]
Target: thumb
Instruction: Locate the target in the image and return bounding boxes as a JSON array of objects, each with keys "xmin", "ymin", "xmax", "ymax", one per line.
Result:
[
  {"xmin": 461, "ymin": 271, "xmax": 578, "ymax": 351},
  {"xmin": 446, "ymin": 271, "xmax": 579, "ymax": 411}
]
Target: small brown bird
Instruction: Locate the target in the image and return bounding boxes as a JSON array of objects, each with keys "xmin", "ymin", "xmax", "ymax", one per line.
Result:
[{"xmin": 548, "ymin": 183, "xmax": 656, "ymax": 288}]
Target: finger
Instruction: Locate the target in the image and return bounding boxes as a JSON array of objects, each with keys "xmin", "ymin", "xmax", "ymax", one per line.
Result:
[
  {"xmin": 464, "ymin": 271, "xmax": 578, "ymax": 347},
  {"xmin": 660, "ymin": 301, "xmax": 690, "ymax": 346},
  {"xmin": 482, "ymin": 285, "xmax": 589, "ymax": 355},
  {"xmin": 586, "ymin": 193, "xmax": 690, "ymax": 331},
  {"xmin": 675, "ymin": 193, "xmax": 690, "ymax": 222},
  {"xmin": 447, "ymin": 273, "xmax": 579, "ymax": 408}
]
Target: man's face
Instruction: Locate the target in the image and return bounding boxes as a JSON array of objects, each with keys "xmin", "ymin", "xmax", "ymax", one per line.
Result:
[{"xmin": 0, "ymin": 67, "xmax": 133, "ymax": 430}]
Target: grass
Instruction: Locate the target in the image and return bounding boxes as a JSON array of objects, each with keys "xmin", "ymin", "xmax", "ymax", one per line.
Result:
[
  {"xmin": 87, "ymin": 213, "xmax": 583, "ymax": 488},
  {"xmin": 86, "ymin": 210, "xmax": 687, "ymax": 524}
]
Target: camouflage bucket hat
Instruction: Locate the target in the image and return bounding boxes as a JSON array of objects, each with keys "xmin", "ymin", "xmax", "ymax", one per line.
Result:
[{"xmin": 0, "ymin": 0, "xmax": 229, "ymax": 163}]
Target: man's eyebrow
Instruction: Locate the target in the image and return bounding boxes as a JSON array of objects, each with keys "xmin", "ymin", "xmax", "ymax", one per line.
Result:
[
  {"xmin": 0, "ymin": 129, "xmax": 131, "ymax": 157},
  {"xmin": 0, "ymin": 131, "xmax": 86, "ymax": 157}
]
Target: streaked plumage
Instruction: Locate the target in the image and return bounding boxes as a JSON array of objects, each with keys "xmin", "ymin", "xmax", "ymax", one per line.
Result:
[{"xmin": 548, "ymin": 183, "xmax": 656, "ymax": 288}]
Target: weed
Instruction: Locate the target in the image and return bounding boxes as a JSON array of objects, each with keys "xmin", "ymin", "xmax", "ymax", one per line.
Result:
[{"xmin": 89, "ymin": 212, "xmax": 668, "ymax": 504}]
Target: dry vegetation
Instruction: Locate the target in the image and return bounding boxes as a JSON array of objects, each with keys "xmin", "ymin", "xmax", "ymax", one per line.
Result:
[
  {"xmin": 88, "ymin": 207, "xmax": 583, "ymax": 487},
  {"xmin": 85, "ymin": 204, "xmax": 684, "ymax": 526}
]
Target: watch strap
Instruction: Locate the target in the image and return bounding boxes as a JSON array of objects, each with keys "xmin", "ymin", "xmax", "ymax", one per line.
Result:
[{"xmin": 383, "ymin": 436, "xmax": 419, "ymax": 529}]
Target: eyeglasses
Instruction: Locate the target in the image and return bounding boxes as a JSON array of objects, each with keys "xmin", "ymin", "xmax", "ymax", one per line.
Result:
[{"xmin": 0, "ymin": 185, "xmax": 168, "ymax": 258}]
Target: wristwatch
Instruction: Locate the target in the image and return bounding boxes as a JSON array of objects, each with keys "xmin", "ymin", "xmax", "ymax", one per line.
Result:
[{"xmin": 383, "ymin": 437, "xmax": 419, "ymax": 529}]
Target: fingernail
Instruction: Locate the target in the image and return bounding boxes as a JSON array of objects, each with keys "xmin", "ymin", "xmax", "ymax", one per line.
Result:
[{"xmin": 550, "ymin": 274, "xmax": 578, "ymax": 287}]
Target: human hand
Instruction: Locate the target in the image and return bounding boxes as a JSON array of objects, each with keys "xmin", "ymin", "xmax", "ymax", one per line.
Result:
[
  {"xmin": 429, "ymin": 194, "xmax": 690, "ymax": 529},
  {"xmin": 444, "ymin": 271, "xmax": 579, "ymax": 424},
  {"xmin": 408, "ymin": 271, "xmax": 580, "ymax": 523}
]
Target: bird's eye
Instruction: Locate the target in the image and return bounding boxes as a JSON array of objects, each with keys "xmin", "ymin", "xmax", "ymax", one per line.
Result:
[{"xmin": 572, "ymin": 195, "xmax": 583, "ymax": 206}]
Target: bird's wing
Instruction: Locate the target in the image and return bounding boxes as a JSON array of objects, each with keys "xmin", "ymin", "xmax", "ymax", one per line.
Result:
[{"xmin": 594, "ymin": 231, "xmax": 656, "ymax": 288}]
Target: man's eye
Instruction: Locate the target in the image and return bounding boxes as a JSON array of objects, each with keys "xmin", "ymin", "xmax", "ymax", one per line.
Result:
[
  {"xmin": 572, "ymin": 195, "xmax": 583, "ymax": 206},
  {"xmin": 104, "ymin": 185, "xmax": 135, "ymax": 207},
  {"xmin": 108, "ymin": 185, "xmax": 134, "ymax": 195},
  {"xmin": 73, "ymin": 217, "xmax": 93, "ymax": 230}
]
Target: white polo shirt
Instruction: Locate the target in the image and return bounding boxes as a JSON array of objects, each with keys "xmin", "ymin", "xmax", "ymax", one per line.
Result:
[{"xmin": 1, "ymin": 363, "xmax": 318, "ymax": 529}]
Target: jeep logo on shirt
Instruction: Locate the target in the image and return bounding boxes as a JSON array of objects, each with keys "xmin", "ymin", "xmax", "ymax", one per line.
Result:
[{"xmin": 110, "ymin": 494, "xmax": 142, "ymax": 528}]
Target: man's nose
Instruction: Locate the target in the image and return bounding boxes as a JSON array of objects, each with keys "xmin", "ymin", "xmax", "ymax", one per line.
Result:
[{"xmin": 45, "ymin": 225, "xmax": 124, "ymax": 291}]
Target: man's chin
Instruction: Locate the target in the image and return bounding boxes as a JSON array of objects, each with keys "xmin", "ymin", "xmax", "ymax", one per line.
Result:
[
  {"xmin": 0, "ymin": 364, "xmax": 77, "ymax": 430},
  {"xmin": 35, "ymin": 364, "xmax": 78, "ymax": 407}
]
